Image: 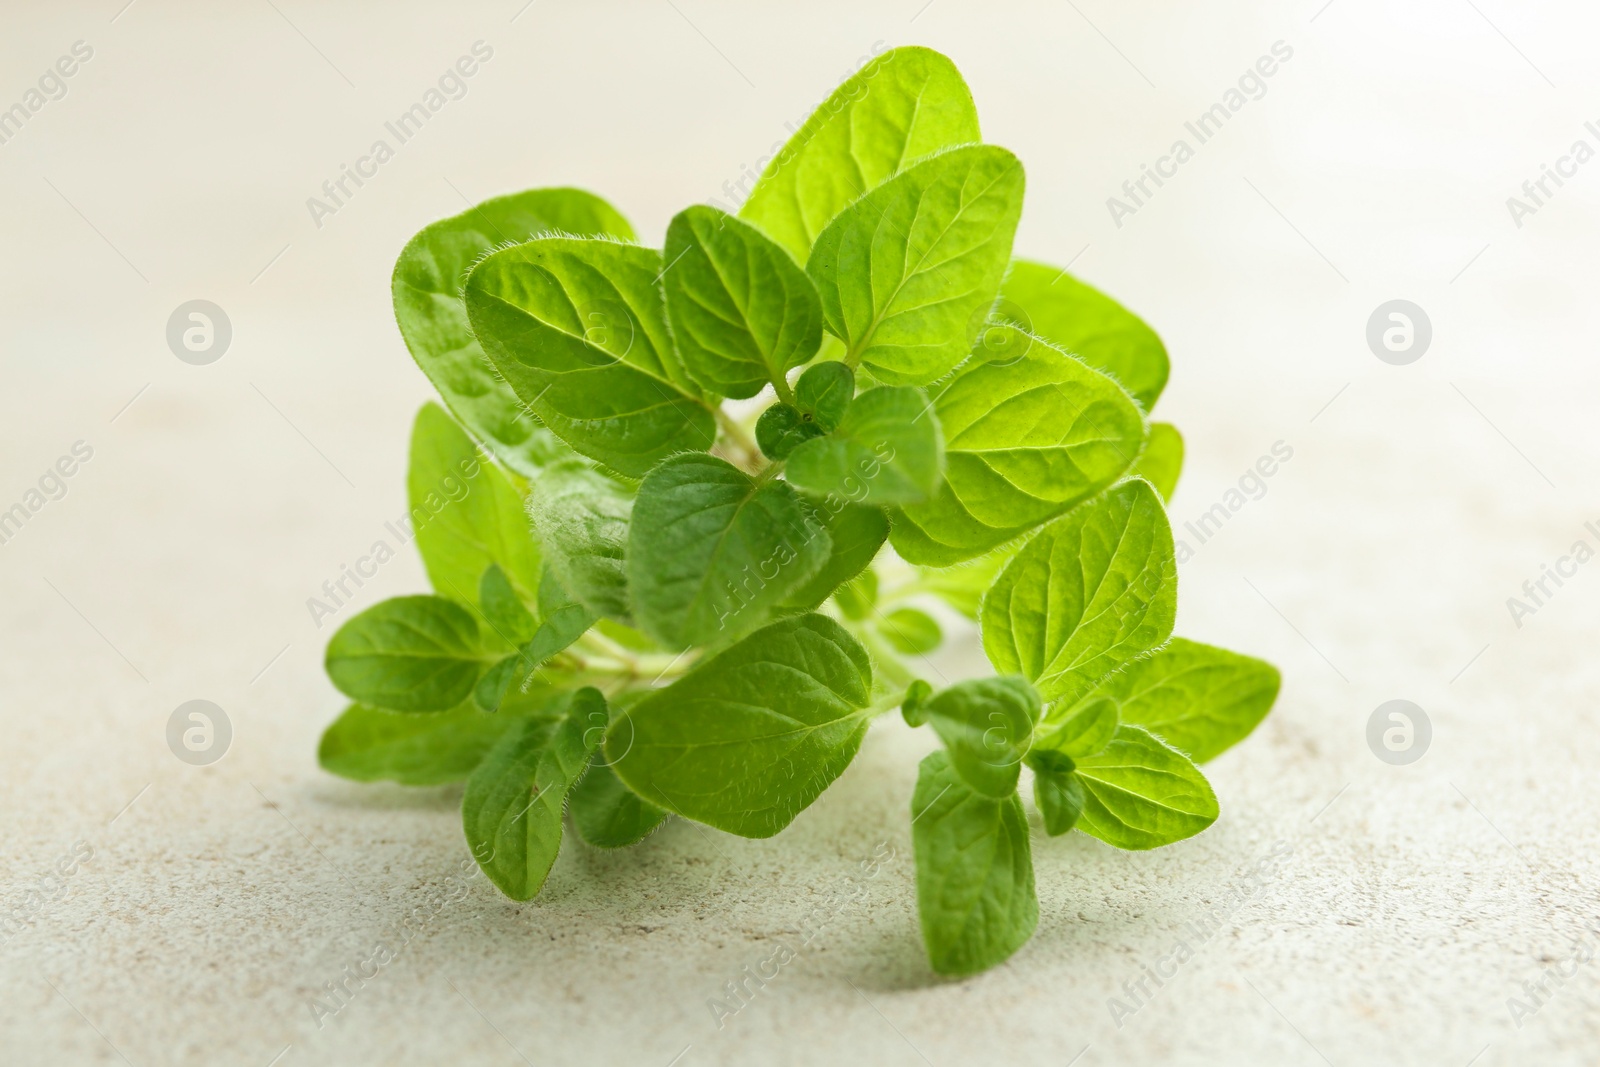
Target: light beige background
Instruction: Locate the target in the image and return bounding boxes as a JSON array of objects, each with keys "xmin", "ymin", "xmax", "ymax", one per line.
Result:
[{"xmin": 3, "ymin": 1, "xmax": 1599, "ymax": 1064}]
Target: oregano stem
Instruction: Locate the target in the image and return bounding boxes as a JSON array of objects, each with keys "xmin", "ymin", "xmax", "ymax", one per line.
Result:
[
  {"xmin": 565, "ymin": 631, "xmax": 698, "ymax": 688},
  {"xmin": 574, "ymin": 627, "xmax": 635, "ymax": 663},
  {"xmin": 772, "ymin": 373, "xmax": 797, "ymax": 407},
  {"xmin": 866, "ymin": 686, "xmax": 912, "ymax": 717}
]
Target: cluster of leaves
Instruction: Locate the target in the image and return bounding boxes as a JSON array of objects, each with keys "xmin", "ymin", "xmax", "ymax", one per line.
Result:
[{"xmin": 318, "ymin": 46, "xmax": 1281, "ymax": 977}]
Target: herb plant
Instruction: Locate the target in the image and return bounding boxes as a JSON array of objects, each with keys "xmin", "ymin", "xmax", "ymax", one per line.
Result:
[{"xmin": 318, "ymin": 46, "xmax": 1281, "ymax": 977}]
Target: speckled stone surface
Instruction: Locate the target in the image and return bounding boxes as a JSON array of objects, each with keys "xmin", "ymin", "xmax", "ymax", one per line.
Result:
[{"xmin": 4, "ymin": 2, "xmax": 1600, "ymax": 1064}]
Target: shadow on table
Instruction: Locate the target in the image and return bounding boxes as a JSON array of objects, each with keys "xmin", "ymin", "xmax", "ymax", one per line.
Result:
[{"xmin": 306, "ymin": 779, "xmax": 464, "ymax": 813}]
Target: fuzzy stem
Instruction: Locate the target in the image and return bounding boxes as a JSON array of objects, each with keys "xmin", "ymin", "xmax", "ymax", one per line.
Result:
[
  {"xmin": 560, "ymin": 633, "xmax": 698, "ymax": 691},
  {"xmin": 865, "ymin": 686, "xmax": 912, "ymax": 717},
  {"xmin": 772, "ymin": 373, "xmax": 797, "ymax": 407}
]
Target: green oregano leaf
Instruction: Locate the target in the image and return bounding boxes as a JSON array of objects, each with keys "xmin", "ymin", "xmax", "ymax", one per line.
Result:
[
  {"xmin": 463, "ymin": 688, "xmax": 608, "ymax": 900},
  {"xmin": 831, "ymin": 567, "xmax": 879, "ymax": 620},
  {"xmin": 1133, "ymin": 422, "xmax": 1184, "ymax": 502},
  {"xmin": 1034, "ymin": 694, "xmax": 1119, "ymax": 758},
  {"xmin": 793, "ymin": 360, "xmax": 854, "ymax": 431},
  {"xmin": 392, "ymin": 187, "xmax": 635, "ymax": 476},
  {"xmin": 755, "ymin": 403, "xmax": 825, "ymax": 461},
  {"xmin": 590, "ymin": 617, "xmax": 659, "ymax": 653},
  {"xmin": 890, "ymin": 326, "xmax": 1145, "ymax": 567},
  {"xmin": 1000, "ymin": 260, "xmax": 1170, "ymax": 411},
  {"xmin": 628, "ymin": 454, "xmax": 830, "ymax": 649},
  {"xmin": 527, "ymin": 461, "xmax": 633, "ymax": 623},
  {"xmin": 784, "ymin": 386, "xmax": 944, "ymax": 505},
  {"xmin": 807, "ymin": 145, "xmax": 1025, "ymax": 387},
  {"xmin": 408, "ymin": 403, "xmax": 542, "ymax": 607},
  {"xmin": 569, "ymin": 761, "xmax": 668, "ymax": 848},
  {"xmin": 901, "ymin": 678, "xmax": 934, "ymax": 727},
  {"xmin": 318, "ymin": 698, "xmax": 556, "ymax": 786},
  {"xmin": 604, "ymin": 614, "xmax": 872, "ymax": 838},
  {"xmin": 913, "ymin": 549, "xmax": 1012, "ymax": 619},
  {"xmin": 478, "ymin": 564, "xmax": 536, "ymax": 646},
  {"xmin": 662, "ymin": 205, "xmax": 823, "ymax": 399},
  {"xmin": 878, "ymin": 607, "xmax": 942, "ymax": 656},
  {"xmin": 325, "ymin": 595, "xmax": 493, "ymax": 713},
  {"xmin": 981, "ymin": 479, "xmax": 1176, "ymax": 710},
  {"xmin": 740, "ymin": 46, "xmax": 981, "ymax": 263},
  {"xmin": 1088, "ymin": 638, "xmax": 1281, "ymax": 763},
  {"xmin": 473, "ymin": 656, "xmax": 523, "ymax": 714},
  {"xmin": 464, "ymin": 237, "xmax": 715, "ymax": 477},
  {"xmin": 776, "ymin": 502, "xmax": 888, "ymax": 613},
  {"xmin": 532, "ymin": 567, "xmax": 601, "ymax": 656},
  {"xmin": 1029, "ymin": 752, "xmax": 1086, "ymax": 837},
  {"xmin": 912, "ymin": 750, "xmax": 1037, "ymax": 977},
  {"xmin": 1072, "ymin": 725, "xmax": 1218, "ymax": 850},
  {"xmin": 921, "ymin": 676, "xmax": 1041, "ymax": 797}
]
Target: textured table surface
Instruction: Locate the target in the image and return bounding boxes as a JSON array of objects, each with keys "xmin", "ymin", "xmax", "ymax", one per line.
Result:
[{"xmin": 4, "ymin": 2, "xmax": 1600, "ymax": 1064}]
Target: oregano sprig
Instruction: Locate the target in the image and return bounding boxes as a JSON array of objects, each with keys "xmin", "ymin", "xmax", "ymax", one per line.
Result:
[{"xmin": 317, "ymin": 45, "xmax": 1280, "ymax": 978}]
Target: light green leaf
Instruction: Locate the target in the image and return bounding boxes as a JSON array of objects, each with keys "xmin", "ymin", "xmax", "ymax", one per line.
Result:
[
  {"xmin": 527, "ymin": 461, "xmax": 633, "ymax": 622},
  {"xmin": 777, "ymin": 502, "xmax": 888, "ymax": 613},
  {"xmin": 793, "ymin": 361, "xmax": 854, "ymax": 431},
  {"xmin": 1000, "ymin": 260, "xmax": 1170, "ymax": 410},
  {"xmin": 1072, "ymin": 725, "xmax": 1218, "ymax": 850},
  {"xmin": 832, "ymin": 568, "xmax": 878, "ymax": 620},
  {"xmin": 464, "ymin": 237, "xmax": 715, "ymax": 477},
  {"xmin": 478, "ymin": 564, "xmax": 536, "ymax": 646},
  {"xmin": 1034, "ymin": 695, "xmax": 1118, "ymax": 758},
  {"xmin": 408, "ymin": 403, "xmax": 542, "ymax": 606},
  {"xmin": 393, "ymin": 187, "xmax": 635, "ymax": 476},
  {"xmin": 888, "ymin": 492, "xmax": 994, "ymax": 569},
  {"xmin": 1091, "ymin": 638, "xmax": 1280, "ymax": 763},
  {"xmin": 890, "ymin": 326, "xmax": 1146, "ymax": 566},
  {"xmin": 463, "ymin": 688, "xmax": 608, "ymax": 900},
  {"xmin": 605, "ymin": 614, "xmax": 873, "ymax": 838},
  {"xmin": 628, "ymin": 454, "xmax": 830, "ymax": 649},
  {"xmin": 1134, "ymin": 423, "xmax": 1184, "ymax": 502},
  {"xmin": 1029, "ymin": 753, "xmax": 1086, "ymax": 837},
  {"xmin": 533, "ymin": 566, "xmax": 600, "ymax": 657},
  {"xmin": 325, "ymin": 596, "xmax": 493, "ymax": 713},
  {"xmin": 474, "ymin": 656, "xmax": 522, "ymax": 714},
  {"xmin": 913, "ymin": 548, "xmax": 1012, "ymax": 619},
  {"xmin": 912, "ymin": 751, "xmax": 1037, "ymax": 977},
  {"xmin": 807, "ymin": 145, "xmax": 1025, "ymax": 386},
  {"xmin": 878, "ymin": 608, "xmax": 942, "ymax": 656},
  {"xmin": 982, "ymin": 480, "xmax": 1176, "ymax": 709},
  {"xmin": 741, "ymin": 46, "xmax": 981, "ymax": 263},
  {"xmin": 921, "ymin": 676, "xmax": 1041, "ymax": 797},
  {"xmin": 901, "ymin": 678, "xmax": 934, "ymax": 727},
  {"xmin": 591, "ymin": 617, "xmax": 660, "ymax": 653},
  {"xmin": 569, "ymin": 761, "xmax": 668, "ymax": 848},
  {"xmin": 318, "ymin": 700, "xmax": 544, "ymax": 786},
  {"xmin": 662, "ymin": 205, "xmax": 823, "ymax": 399},
  {"xmin": 784, "ymin": 386, "xmax": 944, "ymax": 505}
]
